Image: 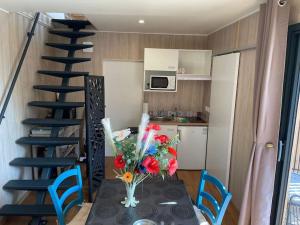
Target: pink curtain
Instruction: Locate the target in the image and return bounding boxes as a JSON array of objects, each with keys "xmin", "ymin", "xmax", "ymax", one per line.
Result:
[{"xmin": 238, "ymin": 1, "xmax": 289, "ymax": 225}]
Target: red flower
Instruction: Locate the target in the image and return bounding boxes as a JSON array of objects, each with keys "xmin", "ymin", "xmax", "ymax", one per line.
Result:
[
  {"xmin": 155, "ymin": 135, "xmax": 169, "ymax": 144},
  {"xmin": 142, "ymin": 156, "xmax": 160, "ymax": 174},
  {"xmin": 168, "ymin": 147, "xmax": 177, "ymax": 157},
  {"xmin": 168, "ymin": 158, "xmax": 178, "ymax": 176},
  {"xmin": 146, "ymin": 123, "xmax": 161, "ymax": 132},
  {"xmin": 114, "ymin": 154, "xmax": 125, "ymax": 169}
]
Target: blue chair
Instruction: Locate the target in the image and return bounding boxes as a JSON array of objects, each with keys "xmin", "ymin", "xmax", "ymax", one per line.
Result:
[
  {"xmin": 48, "ymin": 165, "xmax": 88, "ymax": 225},
  {"xmin": 195, "ymin": 170, "xmax": 232, "ymax": 225}
]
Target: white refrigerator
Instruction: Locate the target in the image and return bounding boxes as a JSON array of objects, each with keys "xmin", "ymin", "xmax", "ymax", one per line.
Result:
[
  {"xmin": 206, "ymin": 53, "xmax": 240, "ymax": 188},
  {"xmin": 177, "ymin": 126, "xmax": 208, "ymax": 170}
]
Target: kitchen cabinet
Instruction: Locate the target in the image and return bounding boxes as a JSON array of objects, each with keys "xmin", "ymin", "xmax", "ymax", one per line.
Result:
[
  {"xmin": 177, "ymin": 126, "xmax": 207, "ymax": 170},
  {"xmin": 157, "ymin": 125, "xmax": 178, "ymax": 144},
  {"xmin": 157, "ymin": 125, "xmax": 178, "ymax": 160},
  {"xmin": 177, "ymin": 50, "xmax": 212, "ymax": 80},
  {"xmin": 158, "ymin": 124, "xmax": 207, "ymax": 170},
  {"xmin": 144, "ymin": 48, "xmax": 212, "ymax": 85},
  {"xmin": 144, "ymin": 48, "xmax": 179, "ymax": 71}
]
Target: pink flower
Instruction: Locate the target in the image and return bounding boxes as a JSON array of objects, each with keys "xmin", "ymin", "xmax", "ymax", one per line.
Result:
[{"xmin": 168, "ymin": 158, "xmax": 178, "ymax": 176}]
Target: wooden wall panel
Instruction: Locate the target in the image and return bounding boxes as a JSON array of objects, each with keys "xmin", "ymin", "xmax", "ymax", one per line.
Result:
[
  {"xmin": 208, "ymin": 12, "xmax": 259, "ymax": 55},
  {"xmin": 290, "ymin": 0, "xmax": 300, "ymax": 25},
  {"xmin": 57, "ymin": 32, "xmax": 208, "ymax": 115},
  {"xmin": 0, "ymin": 12, "xmax": 55, "ymax": 210},
  {"xmin": 237, "ymin": 13, "xmax": 259, "ymax": 49},
  {"xmin": 230, "ymin": 49, "xmax": 256, "ymax": 209},
  {"xmin": 207, "ymin": 12, "xmax": 259, "ymax": 210},
  {"xmin": 207, "ymin": 22, "xmax": 239, "ymax": 55},
  {"xmin": 144, "ymin": 81, "xmax": 206, "ymax": 112}
]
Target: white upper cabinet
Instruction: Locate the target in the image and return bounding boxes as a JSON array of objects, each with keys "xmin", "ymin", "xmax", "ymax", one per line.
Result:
[
  {"xmin": 177, "ymin": 50, "xmax": 212, "ymax": 80},
  {"xmin": 144, "ymin": 48, "xmax": 179, "ymax": 71}
]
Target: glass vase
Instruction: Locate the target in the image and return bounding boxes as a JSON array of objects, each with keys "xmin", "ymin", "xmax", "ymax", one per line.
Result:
[{"xmin": 121, "ymin": 181, "xmax": 140, "ymax": 207}]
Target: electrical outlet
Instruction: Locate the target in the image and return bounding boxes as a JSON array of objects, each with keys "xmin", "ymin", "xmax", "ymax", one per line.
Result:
[{"xmin": 205, "ymin": 106, "xmax": 210, "ymax": 113}]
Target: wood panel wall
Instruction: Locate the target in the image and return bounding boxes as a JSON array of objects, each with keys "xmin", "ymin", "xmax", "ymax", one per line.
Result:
[
  {"xmin": 290, "ymin": 0, "xmax": 300, "ymax": 25},
  {"xmin": 208, "ymin": 12, "xmax": 259, "ymax": 54},
  {"xmin": 207, "ymin": 12, "xmax": 259, "ymax": 210},
  {"xmin": 51, "ymin": 32, "xmax": 208, "ymax": 115},
  {"xmin": 0, "ymin": 12, "xmax": 55, "ymax": 211}
]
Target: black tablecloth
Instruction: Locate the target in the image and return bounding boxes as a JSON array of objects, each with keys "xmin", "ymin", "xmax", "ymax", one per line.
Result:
[{"xmin": 85, "ymin": 179, "xmax": 198, "ymax": 225}]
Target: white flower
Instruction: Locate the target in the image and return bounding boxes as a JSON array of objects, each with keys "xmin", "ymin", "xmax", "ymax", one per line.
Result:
[
  {"xmin": 136, "ymin": 114, "xmax": 150, "ymax": 156},
  {"xmin": 101, "ymin": 118, "xmax": 117, "ymax": 155},
  {"xmin": 139, "ymin": 130, "xmax": 154, "ymax": 160},
  {"xmin": 113, "ymin": 129, "xmax": 131, "ymax": 141}
]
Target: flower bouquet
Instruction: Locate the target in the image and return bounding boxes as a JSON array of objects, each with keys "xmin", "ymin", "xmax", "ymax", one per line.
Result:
[{"xmin": 102, "ymin": 114, "xmax": 179, "ymax": 207}]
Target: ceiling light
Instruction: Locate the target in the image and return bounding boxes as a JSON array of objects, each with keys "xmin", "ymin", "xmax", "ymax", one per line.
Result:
[{"xmin": 138, "ymin": 19, "xmax": 145, "ymax": 24}]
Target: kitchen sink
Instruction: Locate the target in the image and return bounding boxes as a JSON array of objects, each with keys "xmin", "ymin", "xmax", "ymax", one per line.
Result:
[{"xmin": 150, "ymin": 116, "xmax": 173, "ymax": 121}]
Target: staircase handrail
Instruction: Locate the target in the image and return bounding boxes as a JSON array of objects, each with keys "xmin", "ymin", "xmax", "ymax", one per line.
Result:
[{"xmin": 0, "ymin": 12, "xmax": 40, "ymax": 125}]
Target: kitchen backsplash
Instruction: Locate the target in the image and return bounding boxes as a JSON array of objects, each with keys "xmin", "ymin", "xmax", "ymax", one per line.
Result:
[{"xmin": 144, "ymin": 80, "xmax": 209, "ymax": 112}]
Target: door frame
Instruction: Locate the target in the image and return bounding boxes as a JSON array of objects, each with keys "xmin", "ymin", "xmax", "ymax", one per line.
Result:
[{"xmin": 271, "ymin": 23, "xmax": 300, "ymax": 225}]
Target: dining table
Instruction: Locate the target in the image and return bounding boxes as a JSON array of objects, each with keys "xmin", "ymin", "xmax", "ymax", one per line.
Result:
[{"xmin": 85, "ymin": 179, "xmax": 199, "ymax": 225}]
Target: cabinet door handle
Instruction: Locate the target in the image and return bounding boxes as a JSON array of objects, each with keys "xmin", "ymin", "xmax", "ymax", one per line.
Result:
[{"xmin": 178, "ymin": 130, "xmax": 182, "ymax": 141}]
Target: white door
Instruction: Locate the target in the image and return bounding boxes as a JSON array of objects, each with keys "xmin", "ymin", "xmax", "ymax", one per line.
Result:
[
  {"xmin": 177, "ymin": 126, "xmax": 207, "ymax": 170},
  {"xmin": 206, "ymin": 53, "xmax": 240, "ymax": 188},
  {"xmin": 103, "ymin": 60, "xmax": 144, "ymax": 156}
]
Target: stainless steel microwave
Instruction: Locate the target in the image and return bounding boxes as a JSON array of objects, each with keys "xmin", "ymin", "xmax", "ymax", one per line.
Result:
[{"xmin": 149, "ymin": 75, "xmax": 176, "ymax": 90}]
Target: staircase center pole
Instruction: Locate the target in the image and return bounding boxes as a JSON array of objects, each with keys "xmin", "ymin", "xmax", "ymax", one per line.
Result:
[{"xmin": 30, "ymin": 30, "xmax": 79, "ymax": 225}]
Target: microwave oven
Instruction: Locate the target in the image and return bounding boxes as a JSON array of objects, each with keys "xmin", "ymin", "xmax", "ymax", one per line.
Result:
[{"xmin": 149, "ymin": 75, "xmax": 176, "ymax": 90}]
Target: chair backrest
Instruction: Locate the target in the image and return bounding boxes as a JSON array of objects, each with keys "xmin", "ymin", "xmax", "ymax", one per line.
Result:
[
  {"xmin": 48, "ymin": 165, "xmax": 84, "ymax": 225},
  {"xmin": 196, "ymin": 170, "xmax": 232, "ymax": 225}
]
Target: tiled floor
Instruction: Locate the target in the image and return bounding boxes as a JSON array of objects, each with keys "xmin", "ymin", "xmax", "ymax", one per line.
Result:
[{"xmin": 3, "ymin": 157, "xmax": 239, "ymax": 225}]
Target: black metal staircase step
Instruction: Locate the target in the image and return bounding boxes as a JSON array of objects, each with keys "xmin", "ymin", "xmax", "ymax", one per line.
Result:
[
  {"xmin": 49, "ymin": 30, "xmax": 95, "ymax": 38},
  {"xmin": 33, "ymin": 85, "xmax": 84, "ymax": 93},
  {"xmin": 23, "ymin": 118, "xmax": 81, "ymax": 127},
  {"xmin": 46, "ymin": 43, "xmax": 93, "ymax": 51},
  {"xmin": 52, "ymin": 19, "xmax": 91, "ymax": 29},
  {"xmin": 16, "ymin": 137, "xmax": 79, "ymax": 146},
  {"xmin": 3, "ymin": 179, "xmax": 74, "ymax": 191},
  {"xmin": 28, "ymin": 101, "xmax": 84, "ymax": 109},
  {"xmin": 42, "ymin": 56, "xmax": 91, "ymax": 64},
  {"xmin": 0, "ymin": 205, "xmax": 56, "ymax": 216},
  {"xmin": 10, "ymin": 157, "xmax": 77, "ymax": 167},
  {"xmin": 37, "ymin": 70, "xmax": 89, "ymax": 78}
]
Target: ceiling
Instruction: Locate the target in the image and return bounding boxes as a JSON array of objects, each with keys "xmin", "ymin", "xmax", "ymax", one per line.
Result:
[{"xmin": 0, "ymin": 0, "xmax": 264, "ymax": 35}]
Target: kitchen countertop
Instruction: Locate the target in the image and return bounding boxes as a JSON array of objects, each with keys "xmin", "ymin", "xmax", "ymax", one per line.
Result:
[{"xmin": 150, "ymin": 119, "xmax": 208, "ymax": 126}]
